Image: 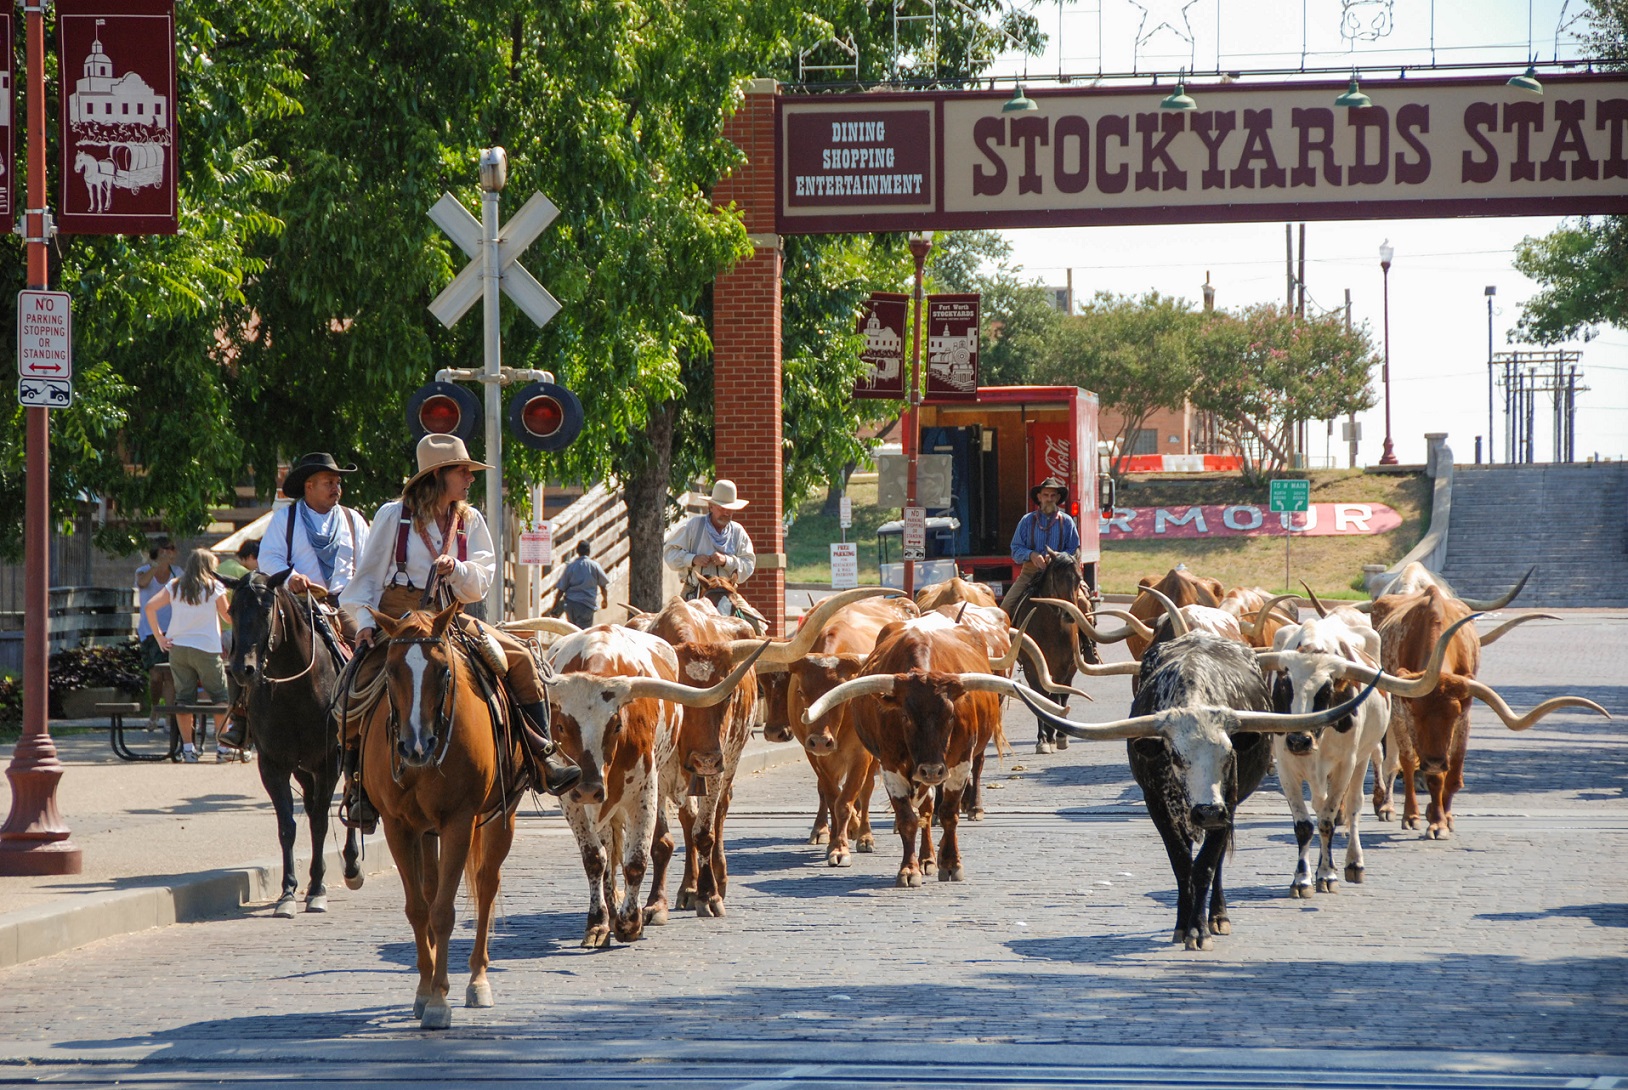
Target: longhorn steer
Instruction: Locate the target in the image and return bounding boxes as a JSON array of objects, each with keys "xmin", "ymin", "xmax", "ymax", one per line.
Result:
[
  {"xmin": 802, "ymin": 614, "xmax": 1049, "ymax": 886},
  {"xmin": 915, "ymin": 576, "xmax": 998, "ymax": 612},
  {"xmin": 1126, "ymin": 567, "xmax": 1226, "ymax": 660},
  {"xmin": 1021, "ymin": 595, "xmax": 1379, "ymax": 950},
  {"xmin": 1370, "ymin": 585, "xmax": 1608, "ymax": 837}
]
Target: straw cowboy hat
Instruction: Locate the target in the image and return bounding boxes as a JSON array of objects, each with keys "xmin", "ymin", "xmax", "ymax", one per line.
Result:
[
  {"xmin": 699, "ymin": 479, "xmax": 749, "ymax": 511},
  {"xmin": 406, "ymin": 434, "xmax": 494, "ymax": 491},
  {"xmin": 1029, "ymin": 476, "xmax": 1069, "ymax": 506},
  {"xmin": 282, "ymin": 452, "xmax": 357, "ymax": 499}
]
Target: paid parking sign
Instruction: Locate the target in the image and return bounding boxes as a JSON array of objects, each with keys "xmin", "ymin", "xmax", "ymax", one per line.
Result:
[{"xmin": 1269, "ymin": 479, "xmax": 1310, "ymax": 514}]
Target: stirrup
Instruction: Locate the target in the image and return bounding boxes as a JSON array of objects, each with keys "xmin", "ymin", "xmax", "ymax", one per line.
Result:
[
  {"xmin": 340, "ymin": 785, "xmax": 378, "ymax": 835},
  {"xmin": 219, "ymin": 719, "xmax": 248, "ymax": 750}
]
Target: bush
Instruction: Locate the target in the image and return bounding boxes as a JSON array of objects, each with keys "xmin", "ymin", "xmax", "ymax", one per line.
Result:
[
  {"xmin": 0, "ymin": 676, "xmax": 20, "ymax": 728},
  {"xmin": 49, "ymin": 641, "xmax": 146, "ymax": 695}
]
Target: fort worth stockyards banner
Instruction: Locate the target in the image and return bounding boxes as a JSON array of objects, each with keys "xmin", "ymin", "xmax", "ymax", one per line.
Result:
[
  {"xmin": 1101, "ymin": 503, "xmax": 1402, "ymax": 539},
  {"xmin": 57, "ymin": 0, "xmax": 178, "ymax": 235},
  {"xmin": 777, "ymin": 75, "xmax": 1628, "ymax": 233}
]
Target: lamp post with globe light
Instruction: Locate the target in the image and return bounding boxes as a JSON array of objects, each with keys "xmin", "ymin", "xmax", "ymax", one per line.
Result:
[{"xmin": 1379, "ymin": 240, "xmax": 1398, "ymax": 466}]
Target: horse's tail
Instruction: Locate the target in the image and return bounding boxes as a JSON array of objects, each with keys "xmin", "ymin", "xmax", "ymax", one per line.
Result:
[{"xmin": 464, "ymin": 814, "xmax": 486, "ymax": 899}]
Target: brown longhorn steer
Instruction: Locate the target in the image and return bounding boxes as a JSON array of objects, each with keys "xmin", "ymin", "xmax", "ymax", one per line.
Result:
[
  {"xmin": 1372, "ymin": 585, "xmax": 1609, "ymax": 838},
  {"xmin": 915, "ymin": 576, "xmax": 998, "ymax": 612},
  {"xmin": 1127, "ymin": 568, "xmax": 1226, "ymax": 660}
]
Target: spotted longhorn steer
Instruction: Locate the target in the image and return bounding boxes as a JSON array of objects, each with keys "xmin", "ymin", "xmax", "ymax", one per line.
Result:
[
  {"xmin": 544, "ymin": 626, "xmax": 760, "ymax": 947},
  {"xmin": 1370, "ymin": 585, "xmax": 1608, "ymax": 838},
  {"xmin": 802, "ymin": 614, "xmax": 1057, "ymax": 887},
  {"xmin": 1022, "ymin": 596, "xmax": 1380, "ymax": 950}
]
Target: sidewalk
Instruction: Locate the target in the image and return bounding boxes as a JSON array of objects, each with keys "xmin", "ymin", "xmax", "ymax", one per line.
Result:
[{"xmin": 0, "ymin": 724, "xmax": 803, "ymax": 969}]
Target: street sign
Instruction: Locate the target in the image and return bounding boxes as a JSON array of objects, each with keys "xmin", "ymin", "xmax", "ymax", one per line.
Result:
[
  {"xmin": 0, "ymin": 12, "xmax": 12, "ymax": 223},
  {"xmin": 1341, "ymin": 421, "xmax": 1363, "ymax": 442},
  {"xmin": 839, "ymin": 495, "xmax": 852, "ymax": 529},
  {"xmin": 830, "ymin": 543, "xmax": 858, "ymax": 589},
  {"xmin": 1269, "ymin": 479, "xmax": 1310, "ymax": 513},
  {"xmin": 17, "ymin": 291, "xmax": 71, "ymax": 379},
  {"xmin": 902, "ymin": 505, "xmax": 926, "ymax": 561},
  {"xmin": 518, "ymin": 526, "xmax": 551, "ymax": 567},
  {"xmin": 428, "ymin": 190, "xmax": 561, "ymax": 329},
  {"xmin": 18, "ymin": 378, "xmax": 71, "ymax": 408}
]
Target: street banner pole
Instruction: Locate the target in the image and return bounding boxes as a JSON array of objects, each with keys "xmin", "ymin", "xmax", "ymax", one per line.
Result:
[
  {"xmin": 0, "ymin": 0, "xmax": 82, "ymax": 875},
  {"xmin": 903, "ymin": 232, "xmax": 931, "ymax": 599},
  {"xmin": 480, "ymin": 149, "xmax": 506, "ymax": 623}
]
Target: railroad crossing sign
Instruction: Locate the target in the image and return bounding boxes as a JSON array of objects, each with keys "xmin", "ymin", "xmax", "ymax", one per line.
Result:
[
  {"xmin": 17, "ymin": 290, "xmax": 72, "ymax": 408},
  {"xmin": 1269, "ymin": 478, "xmax": 1310, "ymax": 514},
  {"xmin": 427, "ymin": 190, "xmax": 561, "ymax": 329}
]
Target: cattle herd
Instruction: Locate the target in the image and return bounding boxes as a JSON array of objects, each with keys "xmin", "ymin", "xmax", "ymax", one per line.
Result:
[{"xmin": 379, "ymin": 561, "xmax": 1610, "ymax": 1025}]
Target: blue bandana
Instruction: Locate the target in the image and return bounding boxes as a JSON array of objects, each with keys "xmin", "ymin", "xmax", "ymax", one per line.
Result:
[{"xmin": 298, "ymin": 502, "xmax": 342, "ymax": 583}]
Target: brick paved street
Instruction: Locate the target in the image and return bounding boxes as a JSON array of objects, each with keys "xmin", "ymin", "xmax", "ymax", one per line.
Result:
[{"xmin": 2, "ymin": 614, "xmax": 1624, "ymax": 1087}]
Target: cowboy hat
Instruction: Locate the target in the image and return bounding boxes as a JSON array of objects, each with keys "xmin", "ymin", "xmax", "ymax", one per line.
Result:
[
  {"xmin": 1029, "ymin": 476, "xmax": 1069, "ymax": 507},
  {"xmin": 405, "ymin": 434, "xmax": 494, "ymax": 491},
  {"xmin": 282, "ymin": 452, "xmax": 358, "ymax": 499},
  {"xmin": 700, "ymin": 479, "xmax": 748, "ymax": 511}
]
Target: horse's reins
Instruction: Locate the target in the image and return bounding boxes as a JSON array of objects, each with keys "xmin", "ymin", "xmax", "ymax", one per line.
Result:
[{"xmin": 261, "ymin": 587, "xmax": 324, "ymax": 684}]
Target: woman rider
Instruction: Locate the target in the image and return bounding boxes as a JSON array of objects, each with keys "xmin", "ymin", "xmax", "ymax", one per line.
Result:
[{"xmin": 337, "ymin": 434, "xmax": 581, "ymax": 829}]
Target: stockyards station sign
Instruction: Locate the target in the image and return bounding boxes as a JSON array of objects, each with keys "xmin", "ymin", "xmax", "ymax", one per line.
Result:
[
  {"xmin": 776, "ymin": 74, "xmax": 1628, "ymax": 233},
  {"xmin": 1102, "ymin": 502, "xmax": 1402, "ymax": 540}
]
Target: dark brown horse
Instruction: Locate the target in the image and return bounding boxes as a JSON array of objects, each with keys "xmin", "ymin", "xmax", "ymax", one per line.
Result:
[
  {"xmin": 362, "ymin": 602, "xmax": 528, "ymax": 1030},
  {"xmin": 225, "ymin": 572, "xmax": 361, "ymax": 918},
  {"xmin": 1009, "ymin": 552, "xmax": 1096, "ymax": 754}
]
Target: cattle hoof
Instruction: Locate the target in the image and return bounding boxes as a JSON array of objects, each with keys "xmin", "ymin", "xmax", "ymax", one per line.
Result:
[
  {"xmin": 613, "ymin": 916, "xmax": 644, "ymax": 943},
  {"xmin": 420, "ymin": 1000, "xmax": 452, "ymax": 1031},
  {"xmin": 1427, "ymin": 825, "xmax": 1451, "ymax": 841},
  {"xmin": 1316, "ymin": 878, "xmax": 1338, "ymax": 894},
  {"xmin": 1402, "ymin": 815, "xmax": 1421, "ymax": 830},
  {"xmin": 1210, "ymin": 918, "xmax": 1230, "ymax": 935},
  {"xmin": 897, "ymin": 870, "xmax": 923, "ymax": 888},
  {"xmin": 921, "ymin": 858, "xmax": 936, "ymax": 874},
  {"xmin": 466, "ymin": 980, "xmax": 493, "ymax": 1008},
  {"xmin": 969, "ymin": 807, "xmax": 986, "ymax": 822},
  {"xmin": 938, "ymin": 865, "xmax": 965, "ymax": 883},
  {"xmin": 582, "ymin": 926, "xmax": 611, "ymax": 949},
  {"xmin": 1345, "ymin": 864, "xmax": 1365, "ymax": 884},
  {"xmin": 1183, "ymin": 933, "xmax": 1199, "ymax": 951},
  {"xmin": 1198, "ymin": 935, "xmax": 1215, "ymax": 951},
  {"xmin": 1375, "ymin": 806, "xmax": 1394, "ymax": 823},
  {"xmin": 1054, "ymin": 735, "xmax": 1069, "ymax": 750},
  {"xmin": 675, "ymin": 889, "xmax": 696, "ymax": 911},
  {"xmin": 644, "ymin": 903, "xmax": 669, "ymax": 927},
  {"xmin": 856, "ymin": 837, "xmax": 875, "ymax": 853},
  {"xmin": 413, "ymin": 991, "xmax": 430, "ymax": 1019},
  {"xmin": 272, "ymin": 894, "xmax": 297, "ymax": 919},
  {"xmin": 305, "ymin": 893, "xmax": 327, "ymax": 914},
  {"xmin": 699, "ymin": 897, "xmax": 726, "ymax": 918},
  {"xmin": 1290, "ymin": 883, "xmax": 1312, "ymax": 899},
  {"xmin": 808, "ymin": 830, "xmax": 829, "ymax": 846},
  {"xmin": 828, "ymin": 849, "xmax": 852, "ymax": 868},
  {"xmin": 1035, "ymin": 740, "xmax": 1054, "ymax": 755}
]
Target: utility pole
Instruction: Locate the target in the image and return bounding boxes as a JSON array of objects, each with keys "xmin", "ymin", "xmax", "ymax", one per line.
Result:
[
  {"xmin": 1485, "ymin": 285, "xmax": 1497, "ymax": 465},
  {"xmin": 1345, "ymin": 288, "xmax": 1357, "ymax": 468}
]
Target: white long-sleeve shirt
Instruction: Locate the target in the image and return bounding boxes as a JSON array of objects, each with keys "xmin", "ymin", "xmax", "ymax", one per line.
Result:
[
  {"xmin": 341, "ymin": 501, "xmax": 494, "ymax": 630},
  {"xmin": 662, "ymin": 514, "xmax": 755, "ymax": 586},
  {"xmin": 258, "ymin": 501, "xmax": 369, "ymax": 595}
]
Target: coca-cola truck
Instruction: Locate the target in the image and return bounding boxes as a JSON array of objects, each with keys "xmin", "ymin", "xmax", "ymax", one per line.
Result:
[{"xmin": 876, "ymin": 385, "xmax": 1109, "ymax": 597}]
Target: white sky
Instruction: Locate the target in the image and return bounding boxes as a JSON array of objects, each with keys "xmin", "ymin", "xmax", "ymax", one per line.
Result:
[{"xmin": 982, "ymin": 0, "xmax": 1627, "ymax": 464}]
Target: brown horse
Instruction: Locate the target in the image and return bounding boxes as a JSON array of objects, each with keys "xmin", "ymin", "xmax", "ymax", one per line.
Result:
[{"xmin": 362, "ymin": 602, "xmax": 529, "ymax": 1030}]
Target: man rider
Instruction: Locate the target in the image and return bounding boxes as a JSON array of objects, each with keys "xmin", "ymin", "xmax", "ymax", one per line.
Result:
[
  {"xmin": 662, "ymin": 480, "xmax": 756, "ymax": 615},
  {"xmin": 1000, "ymin": 477, "xmax": 1080, "ymax": 618}
]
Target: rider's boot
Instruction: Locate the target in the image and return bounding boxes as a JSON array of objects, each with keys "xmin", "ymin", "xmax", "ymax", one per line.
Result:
[
  {"xmin": 339, "ymin": 746, "xmax": 378, "ymax": 834},
  {"xmin": 517, "ymin": 701, "xmax": 582, "ymax": 797},
  {"xmin": 219, "ymin": 717, "xmax": 248, "ymax": 750}
]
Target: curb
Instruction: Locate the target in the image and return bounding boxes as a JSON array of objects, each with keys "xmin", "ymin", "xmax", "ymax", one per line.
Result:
[{"xmin": 0, "ymin": 844, "xmax": 395, "ymax": 971}]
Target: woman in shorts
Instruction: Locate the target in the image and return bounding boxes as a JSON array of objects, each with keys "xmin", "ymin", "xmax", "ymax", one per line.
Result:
[{"xmin": 143, "ymin": 548, "xmax": 233, "ymax": 763}]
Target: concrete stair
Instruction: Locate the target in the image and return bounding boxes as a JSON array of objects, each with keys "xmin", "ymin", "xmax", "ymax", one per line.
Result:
[{"xmin": 1439, "ymin": 463, "xmax": 1628, "ymax": 607}]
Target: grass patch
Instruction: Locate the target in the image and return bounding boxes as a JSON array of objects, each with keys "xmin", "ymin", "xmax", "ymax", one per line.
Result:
[{"xmin": 786, "ymin": 469, "xmax": 1431, "ymax": 596}]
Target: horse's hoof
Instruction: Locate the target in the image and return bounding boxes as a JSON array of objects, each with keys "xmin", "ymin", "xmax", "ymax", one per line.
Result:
[
  {"xmin": 698, "ymin": 897, "xmax": 725, "ymax": 918},
  {"xmin": 644, "ymin": 904, "xmax": 669, "ymax": 927},
  {"xmin": 828, "ymin": 848, "xmax": 852, "ymax": 868},
  {"xmin": 1316, "ymin": 878, "xmax": 1337, "ymax": 894},
  {"xmin": 1035, "ymin": 740, "xmax": 1054, "ymax": 755},
  {"xmin": 413, "ymin": 992, "xmax": 430, "ymax": 1019},
  {"xmin": 675, "ymin": 889, "xmax": 696, "ymax": 911},
  {"xmin": 344, "ymin": 870, "xmax": 364, "ymax": 891},
  {"xmin": 420, "ymin": 1001, "xmax": 452, "ymax": 1030},
  {"xmin": 582, "ymin": 927, "xmax": 611, "ymax": 949},
  {"xmin": 272, "ymin": 895, "xmax": 297, "ymax": 919},
  {"xmin": 305, "ymin": 894, "xmax": 328, "ymax": 914},
  {"xmin": 466, "ymin": 981, "xmax": 494, "ymax": 1008},
  {"xmin": 1346, "ymin": 864, "xmax": 1365, "ymax": 884}
]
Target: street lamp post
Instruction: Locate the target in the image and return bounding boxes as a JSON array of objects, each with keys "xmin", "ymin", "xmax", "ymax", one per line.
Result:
[
  {"xmin": 903, "ymin": 231, "xmax": 932, "ymax": 599},
  {"xmin": 1378, "ymin": 240, "xmax": 1398, "ymax": 466},
  {"xmin": 1485, "ymin": 285, "xmax": 1497, "ymax": 465}
]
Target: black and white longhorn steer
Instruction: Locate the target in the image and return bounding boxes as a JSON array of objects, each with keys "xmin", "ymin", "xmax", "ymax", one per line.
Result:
[{"xmin": 1022, "ymin": 622, "xmax": 1378, "ymax": 951}]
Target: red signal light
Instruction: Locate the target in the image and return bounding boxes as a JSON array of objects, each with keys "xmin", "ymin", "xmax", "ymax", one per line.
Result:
[
  {"xmin": 1070, "ymin": 499, "xmax": 1080, "ymax": 519},
  {"xmin": 520, "ymin": 395, "xmax": 564, "ymax": 438},
  {"xmin": 418, "ymin": 394, "xmax": 462, "ymax": 435}
]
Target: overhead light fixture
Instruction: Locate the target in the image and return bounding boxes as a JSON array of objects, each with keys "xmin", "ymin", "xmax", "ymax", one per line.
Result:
[
  {"xmin": 1002, "ymin": 81, "xmax": 1038, "ymax": 113},
  {"xmin": 1160, "ymin": 71, "xmax": 1196, "ymax": 111},
  {"xmin": 1507, "ymin": 63, "xmax": 1543, "ymax": 95},
  {"xmin": 1335, "ymin": 73, "xmax": 1371, "ymax": 109}
]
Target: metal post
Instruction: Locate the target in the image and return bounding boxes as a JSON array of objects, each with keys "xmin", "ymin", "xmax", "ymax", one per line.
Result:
[
  {"xmin": 903, "ymin": 232, "xmax": 932, "ymax": 599},
  {"xmin": 1378, "ymin": 243, "xmax": 1397, "ymax": 465},
  {"xmin": 1485, "ymin": 286, "xmax": 1496, "ymax": 465},
  {"xmin": 1345, "ymin": 289, "xmax": 1357, "ymax": 468},
  {"xmin": 0, "ymin": 0, "xmax": 81, "ymax": 875},
  {"xmin": 479, "ymin": 148, "xmax": 506, "ymax": 622}
]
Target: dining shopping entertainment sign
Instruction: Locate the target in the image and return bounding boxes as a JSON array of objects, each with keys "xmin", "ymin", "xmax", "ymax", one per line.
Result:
[{"xmin": 1100, "ymin": 503, "xmax": 1401, "ymax": 540}]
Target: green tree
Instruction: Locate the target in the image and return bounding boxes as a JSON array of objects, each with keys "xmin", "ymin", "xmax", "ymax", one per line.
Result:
[
  {"xmin": 1190, "ymin": 304, "xmax": 1379, "ymax": 481},
  {"xmin": 975, "ymin": 271, "xmax": 1066, "ymax": 387}
]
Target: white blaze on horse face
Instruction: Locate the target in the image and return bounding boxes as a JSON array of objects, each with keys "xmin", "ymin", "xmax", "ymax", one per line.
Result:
[
  {"xmin": 1162, "ymin": 710, "xmax": 1234, "ymax": 813},
  {"xmin": 403, "ymin": 645, "xmax": 435, "ymax": 754}
]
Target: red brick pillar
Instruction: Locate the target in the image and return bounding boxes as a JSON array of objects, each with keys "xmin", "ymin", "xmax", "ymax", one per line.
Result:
[{"xmin": 713, "ymin": 79, "xmax": 785, "ymax": 635}]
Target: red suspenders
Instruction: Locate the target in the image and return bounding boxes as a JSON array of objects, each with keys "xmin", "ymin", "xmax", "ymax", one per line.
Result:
[{"xmin": 391, "ymin": 508, "xmax": 467, "ymax": 587}]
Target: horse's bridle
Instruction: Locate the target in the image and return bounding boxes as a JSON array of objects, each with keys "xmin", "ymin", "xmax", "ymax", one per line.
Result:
[
  {"xmin": 383, "ymin": 629, "xmax": 461, "ymax": 780},
  {"xmin": 261, "ymin": 587, "xmax": 322, "ymax": 684}
]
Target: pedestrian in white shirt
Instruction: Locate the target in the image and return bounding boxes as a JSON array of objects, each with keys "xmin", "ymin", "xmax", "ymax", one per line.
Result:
[{"xmin": 143, "ymin": 549, "xmax": 232, "ymax": 763}]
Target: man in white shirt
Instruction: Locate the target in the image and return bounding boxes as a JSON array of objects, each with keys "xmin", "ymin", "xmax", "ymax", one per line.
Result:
[
  {"xmin": 663, "ymin": 480, "xmax": 755, "ymax": 615},
  {"xmin": 257, "ymin": 452, "xmax": 369, "ymax": 644}
]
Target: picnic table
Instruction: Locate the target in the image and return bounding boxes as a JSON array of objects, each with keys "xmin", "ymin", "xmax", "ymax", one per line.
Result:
[{"xmin": 104, "ymin": 701, "xmax": 232, "ymax": 762}]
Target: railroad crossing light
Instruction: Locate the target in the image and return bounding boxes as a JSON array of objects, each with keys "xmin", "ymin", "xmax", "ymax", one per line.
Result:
[
  {"xmin": 407, "ymin": 381, "xmax": 480, "ymax": 442},
  {"xmin": 508, "ymin": 381, "xmax": 584, "ymax": 452}
]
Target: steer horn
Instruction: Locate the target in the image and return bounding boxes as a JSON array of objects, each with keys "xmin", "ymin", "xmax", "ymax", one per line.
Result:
[
  {"xmin": 1032, "ymin": 597, "xmax": 1153, "ymax": 643},
  {"xmin": 499, "ymin": 616, "xmax": 581, "ymax": 636},
  {"xmin": 1258, "ymin": 614, "xmax": 1480, "ymax": 699},
  {"xmin": 1464, "ymin": 680, "xmax": 1611, "ymax": 731},
  {"xmin": 1248, "ymin": 594, "xmax": 1301, "ymax": 641},
  {"xmin": 953, "ymin": 673, "xmax": 1069, "ymax": 714},
  {"xmin": 987, "ymin": 613, "xmax": 1035, "ymax": 673},
  {"xmin": 623, "ymin": 639, "xmax": 770, "ymax": 708},
  {"xmin": 1014, "ymin": 632, "xmax": 1094, "ymax": 700},
  {"xmin": 1300, "ymin": 580, "xmax": 1331, "ymax": 619},
  {"xmin": 803, "ymin": 669, "xmax": 1068, "ymax": 725},
  {"xmin": 1071, "ymin": 628, "xmax": 1142, "ymax": 677},
  {"xmin": 1478, "ymin": 613, "xmax": 1558, "ymax": 647},
  {"xmin": 725, "ymin": 586, "xmax": 894, "ymax": 665},
  {"xmin": 1230, "ymin": 673, "xmax": 1382, "ymax": 733},
  {"xmin": 1459, "ymin": 565, "xmax": 1536, "ymax": 612},
  {"xmin": 1141, "ymin": 586, "xmax": 1190, "ymax": 638}
]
